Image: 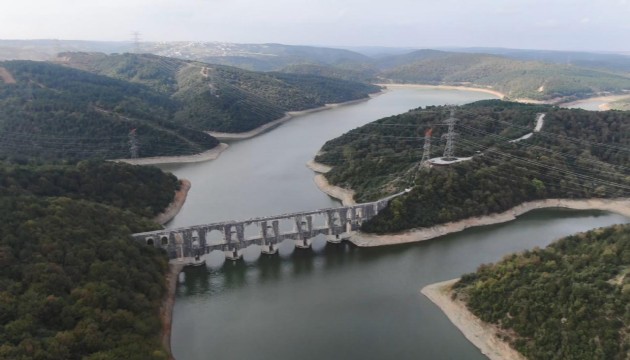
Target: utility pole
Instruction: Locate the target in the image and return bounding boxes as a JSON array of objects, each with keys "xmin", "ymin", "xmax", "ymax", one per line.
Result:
[
  {"xmin": 442, "ymin": 109, "xmax": 458, "ymax": 160},
  {"xmin": 128, "ymin": 128, "xmax": 139, "ymax": 159}
]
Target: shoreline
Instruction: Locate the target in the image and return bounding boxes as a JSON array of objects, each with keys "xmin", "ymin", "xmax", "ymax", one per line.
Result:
[
  {"xmin": 421, "ymin": 279, "xmax": 526, "ymax": 360},
  {"xmin": 208, "ymin": 92, "xmax": 384, "ymax": 140},
  {"xmin": 381, "ymin": 83, "xmax": 630, "ymax": 108},
  {"xmin": 313, "ymin": 174, "xmax": 356, "ymax": 206},
  {"xmin": 113, "ymin": 143, "xmax": 229, "ymax": 166},
  {"xmin": 306, "ymin": 160, "xmax": 356, "ymax": 206},
  {"xmin": 160, "ymin": 262, "xmax": 184, "ymax": 360},
  {"xmin": 156, "ymin": 179, "xmax": 191, "ymax": 359},
  {"xmin": 350, "ymin": 198, "xmax": 630, "ymax": 247},
  {"xmin": 378, "ymin": 83, "xmax": 506, "ymax": 99},
  {"xmin": 559, "ymin": 94, "xmax": 630, "ymax": 111},
  {"xmin": 154, "ymin": 179, "xmax": 191, "ymax": 225},
  {"xmin": 305, "ymin": 159, "xmax": 332, "ymax": 174}
]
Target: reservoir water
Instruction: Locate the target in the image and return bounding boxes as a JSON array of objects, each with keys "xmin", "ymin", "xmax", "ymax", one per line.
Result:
[{"xmin": 161, "ymin": 88, "xmax": 629, "ymax": 359}]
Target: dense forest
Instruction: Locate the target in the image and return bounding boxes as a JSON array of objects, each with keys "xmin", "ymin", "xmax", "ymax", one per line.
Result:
[
  {"xmin": 453, "ymin": 223, "xmax": 630, "ymax": 359},
  {"xmin": 57, "ymin": 52, "xmax": 382, "ymax": 133},
  {"xmin": 0, "ymin": 160, "xmax": 178, "ymax": 359},
  {"xmin": 0, "ymin": 160, "xmax": 178, "ymax": 218},
  {"xmin": 314, "ymin": 100, "xmax": 630, "ymax": 233},
  {"xmin": 0, "ymin": 60, "xmax": 219, "ymax": 161}
]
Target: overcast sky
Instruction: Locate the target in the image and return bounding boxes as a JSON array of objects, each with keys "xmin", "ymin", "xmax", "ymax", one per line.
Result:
[{"xmin": 2, "ymin": 0, "xmax": 629, "ymax": 51}]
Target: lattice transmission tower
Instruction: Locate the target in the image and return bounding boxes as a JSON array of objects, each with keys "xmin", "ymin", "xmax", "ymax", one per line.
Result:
[
  {"xmin": 128, "ymin": 128, "xmax": 139, "ymax": 159},
  {"xmin": 442, "ymin": 109, "xmax": 458, "ymax": 159},
  {"xmin": 420, "ymin": 128, "xmax": 433, "ymax": 165}
]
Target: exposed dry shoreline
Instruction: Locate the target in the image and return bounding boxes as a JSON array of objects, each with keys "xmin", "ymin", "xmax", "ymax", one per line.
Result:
[
  {"xmin": 379, "ymin": 83, "xmax": 505, "ymax": 99},
  {"xmin": 154, "ymin": 179, "xmax": 191, "ymax": 225},
  {"xmin": 155, "ymin": 179, "xmax": 192, "ymax": 360},
  {"xmin": 350, "ymin": 198, "xmax": 630, "ymax": 247},
  {"xmin": 313, "ymin": 174, "xmax": 356, "ymax": 206},
  {"xmin": 160, "ymin": 262, "xmax": 184, "ymax": 360},
  {"xmin": 560, "ymin": 94, "xmax": 630, "ymax": 111},
  {"xmin": 208, "ymin": 92, "xmax": 384, "ymax": 140},
  {"xmin": 421, "ymin": 279, "xmax": 526, "ymax": 360},
  {"xmin": 113, "ymin": 143, "xmax": 229, "ymax": 166},
  {"xmin": 383, "ymin": 83, "xmax": 630, "ymax": 109},
  {"xmin": 306, "ymin": 160, "xmax": 356, "ymax": 206}
]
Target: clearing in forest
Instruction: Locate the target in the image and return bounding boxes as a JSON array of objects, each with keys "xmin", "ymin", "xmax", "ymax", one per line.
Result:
[{"xmin": 0, "ymin": 67, "xmax": 16, "ymax": 84}]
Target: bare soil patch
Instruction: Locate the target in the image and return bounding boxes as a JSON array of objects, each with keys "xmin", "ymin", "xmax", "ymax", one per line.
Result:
[{"xmin": 0, "ymin": 67, "xmax": 16, "ymax": 84}]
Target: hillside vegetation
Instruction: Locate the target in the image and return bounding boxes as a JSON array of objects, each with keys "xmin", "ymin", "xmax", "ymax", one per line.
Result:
[
  {"xmin": 378, "ymin": 51, "xmax": 630, "ymax": 101},
  {"xmin": 451, "ymin": 47, "xmax": 630, "ymax": 74},
  {"xmin": 57, "ymin": 52, "xmax": 381, "ymax": 133},
  {"xmin": 0, "ymin": 60, "xmax": 218, "ymax": 161},
  {"xmin": 611, "ymin": 97, "xmax": 630, "ymax": 111},
  {"xmin": 4, "ymin": 40, "xmax": 630, "ymax": 101},
  {"xmin": 453, "ymin": 223, "xmax": 630, "ymax": 359},
  {"xmin": 314, "ymin": 101, "xmax": 630, "ymax": 233},
  {"xmin": 146, "ymin": 43, "xmax": 630, "ymax": 102},
  {"xmin": 277, "ymin": 49, "xmax": 630, "ymax": 101},
  {"xmin": 0, "ymin": 160, "xmax": 179, "ymax": 359}
]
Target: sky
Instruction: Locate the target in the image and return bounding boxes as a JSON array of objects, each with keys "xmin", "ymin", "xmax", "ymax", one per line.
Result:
[{"xmin": 1, "ymin": 0, "xmax": 630, "ymax": 51}]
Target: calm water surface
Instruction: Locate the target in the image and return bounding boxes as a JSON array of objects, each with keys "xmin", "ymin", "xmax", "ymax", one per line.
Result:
[
  {"xmin": 160, "ymin": 88, "xmax": 494, "ymax": 226},
  {"xmin": 163, "ymin": 88, "xmax": 629, "ymax": 359}
]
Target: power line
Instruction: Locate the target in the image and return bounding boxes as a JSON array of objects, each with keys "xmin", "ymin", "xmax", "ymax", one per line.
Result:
[
  {"xmin": 455, "ymin": 123, "xmax": 630, "ymax": 174},
  {"xmin": 490, "ymin": 116, "xmax": 630, "ymax": 153}
]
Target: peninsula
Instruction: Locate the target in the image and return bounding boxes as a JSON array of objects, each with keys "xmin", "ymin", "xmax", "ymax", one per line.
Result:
[
  {"xmin": 423, "ymin": 223, "xmax": 630, "ymax": 359},
  {"xmin": 312, "ymin": 100, "xmax": 629, "ymax": 243}
]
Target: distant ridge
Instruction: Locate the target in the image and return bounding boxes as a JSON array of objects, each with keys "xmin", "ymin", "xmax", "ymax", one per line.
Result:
[{"xmin": 2, "ymin": 40, "xmax": 630, "ymax": 102}]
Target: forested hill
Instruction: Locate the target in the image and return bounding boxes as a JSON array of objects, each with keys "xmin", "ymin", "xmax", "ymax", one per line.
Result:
[
  {"xmin": 56, "ymin": 52, "xmax": 382, "ymax": 132},
  {"xmin": 314, "ymin": 100, "xmax": 630, "ymax": 234},
  {"xmin": 0, "ymin": 60, "xmax": 219, "ymax": 161},
  {"xmin": 4, "ymin": 40, "xmax": 630, "ymax": 102},
  {"xmin": 0, "ymin": 160, "xmax": 179, "ymax": 359},
  {"xmin": 272, "ymin": 50, "xmax": 630, "ymax": 101},
  {"xmin": 377, "ymin": 50, "xmax": 630, "ymax": 101},
  {"xmin": 453, "ymin": 223, "xmax": 630, "ymax": 359}
]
